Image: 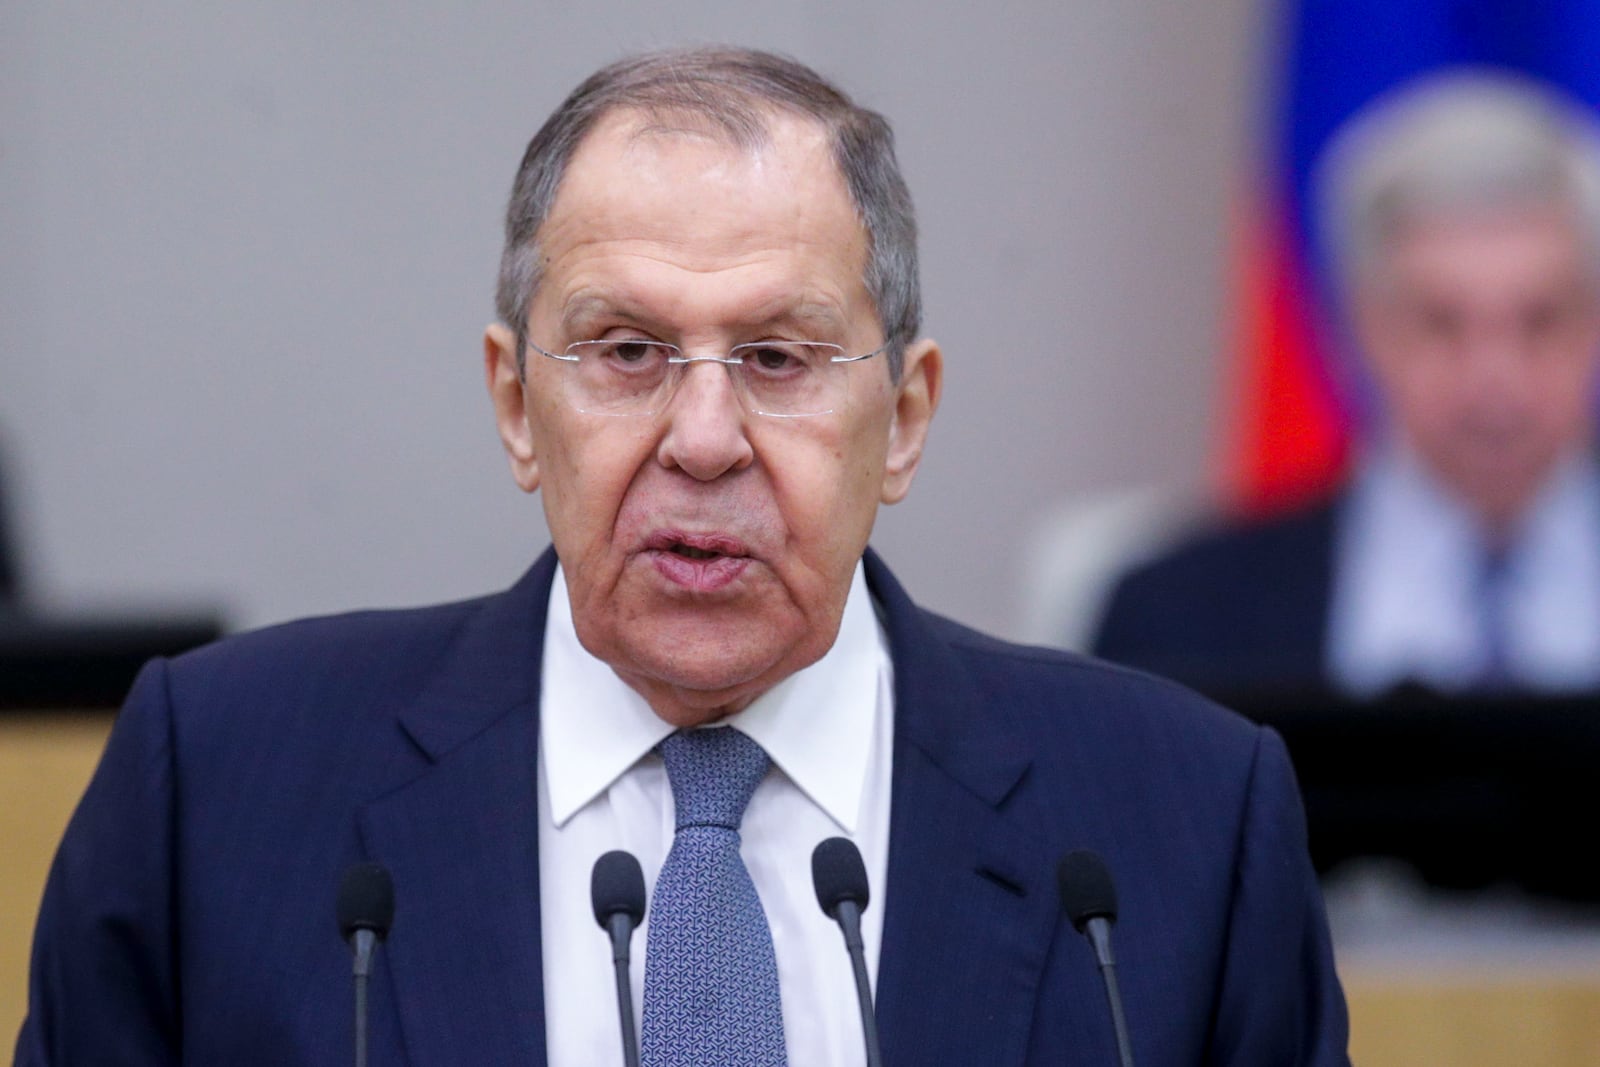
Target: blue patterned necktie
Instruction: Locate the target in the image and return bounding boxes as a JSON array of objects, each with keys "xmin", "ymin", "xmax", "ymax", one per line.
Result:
[
  {"xmin": 640, "ymin": 727, "xmax": 787, "ymax": 1067},
  {"xmin": 1477, "ymin": 544, "xmax": 1513, "ymax": 687}
]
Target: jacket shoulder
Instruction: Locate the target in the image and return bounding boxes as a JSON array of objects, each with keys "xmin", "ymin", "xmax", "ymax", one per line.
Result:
[
  {"xmin": 922, "ymin": 610, "xmax": 1266, "ymax": 764},
  {"xmin": 1089, "ymin": 498, "xmax": 1341, "ymax": 687},
  {"xmin": 169, "ymin": 594, "xmax": 493, "ymax": 695},
  {"xmin": 127, "ymin": 593, "xmax": 516, "ymax": 771},
  {"xmin": 1114, "ymin": 499, "xmax": 1338, "ymax": 604}
]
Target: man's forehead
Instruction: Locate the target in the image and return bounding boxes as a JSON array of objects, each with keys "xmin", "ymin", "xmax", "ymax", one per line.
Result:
[
  {"xmin": 537, "ymin": 105, "xmax": 866, "ymax": 269},
  {"xmin": 589, "ymin": 102, "xmax": 826, "ymax": 157},
  {"xmin": 525, "ymin": 103, "xmax": 874, "ymax": 336},
  {"xmin": 1369, "ymin": 204, "xmax": 1597, "ymax": 285},
  {"xmin": 561, "ymin": 105, "xmax": 840, "ymax": 193}
]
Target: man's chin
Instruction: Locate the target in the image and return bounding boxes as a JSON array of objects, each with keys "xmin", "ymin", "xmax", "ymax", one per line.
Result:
[
  {"xmin": 608, "ymin": 636, "xmax": 826, "ymax": 726},
  {"xmin": 615, "ymin": 667, "xmax": 771, "ymax": 728},
  {"xmin": 572, "ymin": 592, "xmax": 840, "ymax": 722},
  {"xmin": 1447, "ymin": 466, "xmax": 1544, "ymax": 530},
  {"xmin": 632, "ymin": 650, "xmax": 774, "ymax": 695}
]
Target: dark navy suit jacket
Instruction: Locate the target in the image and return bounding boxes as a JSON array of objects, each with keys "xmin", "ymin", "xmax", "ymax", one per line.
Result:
[
  {"xmin": 1093, "ymin": 500, "xmax": 1340, "ymax": 694},
  {"xmin": 19, "ymin": 549, "xmax": 1348, "ymax": 1065}
]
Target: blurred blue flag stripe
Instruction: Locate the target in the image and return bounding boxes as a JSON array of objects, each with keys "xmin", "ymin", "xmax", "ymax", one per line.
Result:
[{"xmin": 1280, "ymin": 0, "xmax": 1600, "ymax": 297}]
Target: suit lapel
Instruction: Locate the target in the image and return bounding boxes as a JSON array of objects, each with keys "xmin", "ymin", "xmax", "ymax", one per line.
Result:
[
  {"xmin": 358, "ymin": 552, "xmax": 558, "ymax": 1067},
  {"xmin": 865, "ymin": 553, "xmax": 1063, "ymax": 1067}
]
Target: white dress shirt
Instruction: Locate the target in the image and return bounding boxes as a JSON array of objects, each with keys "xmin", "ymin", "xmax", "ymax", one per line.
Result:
[
  {"xmin": 1327, "ymin": 444, "xmax": 1600, "ymax": 696},
  {"xmin": 538, "ymin": 562, "xmax": 895, "ymax": 1067}
]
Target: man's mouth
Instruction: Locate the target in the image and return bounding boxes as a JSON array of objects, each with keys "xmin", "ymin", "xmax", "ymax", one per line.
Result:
[
  {"xmin": 648, "ymin": 531, "xmax": 749, "ymax": 559},
  {"xmin": 670, "ymin": 543, "xmax": 723, "ymax": 561},
  {"xmin": 646, "ymin": 532, "xmax": 752, "ymax": 591}
]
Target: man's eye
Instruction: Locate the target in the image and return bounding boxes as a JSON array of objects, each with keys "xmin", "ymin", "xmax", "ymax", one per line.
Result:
[
  {"xmin": 750, "ymin": 345, "xmax": 794, "ymax": 371},
  {"xmin": 610, "ymin": 340, "xmax": 659, "ymax": 364},
  {"xmin": 741, "ymin": 343, "xmax": 827, "ymax": 373}
]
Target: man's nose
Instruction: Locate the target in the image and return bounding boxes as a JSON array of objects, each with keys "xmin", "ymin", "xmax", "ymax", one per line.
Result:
[
  {"xmin": 655, "ymin": 359, "xmax": 756, "ymax": 480},
  {"xmin": 1458, "ymin": 325, "xmax": 1532, "ymax": 397}
]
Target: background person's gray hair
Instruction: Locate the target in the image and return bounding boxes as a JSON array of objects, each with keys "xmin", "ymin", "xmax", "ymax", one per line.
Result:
[
  {"xmin": 494, "ymin": 45, "xmax": 920, "ymax": 382},
  {"xmin": 1315, "ymin": 68, "xmax": 1600, "ymax": 304}
]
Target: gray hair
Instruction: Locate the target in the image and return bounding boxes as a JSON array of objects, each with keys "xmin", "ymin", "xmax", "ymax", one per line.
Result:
[
  {"xmin": 1316, "ymin": 69, "xmax": 1600, "ymax": 299},
  {"xmin": 494, "ymin": 46, "xmax": 920, "ymax": 381}
]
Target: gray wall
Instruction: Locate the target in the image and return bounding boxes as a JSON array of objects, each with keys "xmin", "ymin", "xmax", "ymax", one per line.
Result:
[{"xmin": 1, "ymin": 1, "xmax": 1257, "ymax": 639}]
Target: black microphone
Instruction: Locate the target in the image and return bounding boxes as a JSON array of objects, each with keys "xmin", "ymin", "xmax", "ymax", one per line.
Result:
[
  {"xmin": 1057, "ymin": 850, "xmax": 1134, "ymax": 1067},
  {"xmin": 337, "ymin": 862, "xmax": 395, "ymax": 1067},
  {"xmin": 591, "ymin": 850, "xmax": 646, "ymax": 1067},
  {"xmin": 811, "ymin": 837, "xmax": 883, "ymax": 1067}
]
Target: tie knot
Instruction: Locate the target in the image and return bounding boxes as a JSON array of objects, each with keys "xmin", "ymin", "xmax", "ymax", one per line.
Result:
[
  {"xmin": 659, "ymin": 728, "xmax": 771, "ymax": 831},
  {"xmin": 1480, "ymin": 543, "xmax": 1513, "ymax": 586}
]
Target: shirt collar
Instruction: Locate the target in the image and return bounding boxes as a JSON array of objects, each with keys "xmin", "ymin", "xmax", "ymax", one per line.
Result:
[
  {"xmin": 540, "ymin": 561, "xmax": 883, "ymax": 833},
  {"xmin": 1358, "ymin": 441, "xmax": 1600, "ymax": 560}
]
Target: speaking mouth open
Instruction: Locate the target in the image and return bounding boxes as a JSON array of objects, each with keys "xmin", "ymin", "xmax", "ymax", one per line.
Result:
[{"xmin": 646, "ymin": 532, "xmax": 753, "ymax": 591}]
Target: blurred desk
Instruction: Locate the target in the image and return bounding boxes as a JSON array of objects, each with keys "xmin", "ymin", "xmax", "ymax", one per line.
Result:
[
  {"xmin": 1333, "ymin": 868, "xmax": 1600, "ymax": 1065},
  {"xmin": 2, "ymin": 611, "xmax": 217, "ymax": 1043},
  {"xmin": 1345, "ymin": 962, "xmax": 1600, "ymax": 1065},
  {"xmin": 1, "ymin": 710, "xmax": 115, "ymax": 1048},
  {"xmin": 1230, "ymin": 685, "xmax": 1600, "ymax": 1062}
]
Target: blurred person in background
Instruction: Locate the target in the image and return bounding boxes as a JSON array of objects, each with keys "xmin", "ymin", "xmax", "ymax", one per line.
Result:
[{"xmin": 1094, "ymin": 71, "xmax": 1600, "ymax": 698}]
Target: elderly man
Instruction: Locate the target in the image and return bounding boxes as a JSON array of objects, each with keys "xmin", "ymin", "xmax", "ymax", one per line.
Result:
[
  {"xmin": 19, "ymin": 47, "xmax": 1347, "ymax": 1066},
  {"xmin": 1096, "ymin": 72, "xmax": 1600, "ymax": 698}
]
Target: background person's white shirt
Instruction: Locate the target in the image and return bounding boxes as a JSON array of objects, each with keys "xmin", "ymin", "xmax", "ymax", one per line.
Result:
[
  {"xmin": 538, "ymin": 561, "xmax": 895, "ymax": 1067},
  {"xmin": 1327, "ymin": 444, "xmax": 1600, "ymax": 696}
]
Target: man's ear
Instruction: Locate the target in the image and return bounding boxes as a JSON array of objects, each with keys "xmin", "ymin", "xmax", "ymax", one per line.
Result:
[
  {"xmin": 881, "ymin": 337, "xmax": 942, "ymax": 505},
  {"xmin": 484, "ymin": 322, "xmax": 541, "ymax": 493}
]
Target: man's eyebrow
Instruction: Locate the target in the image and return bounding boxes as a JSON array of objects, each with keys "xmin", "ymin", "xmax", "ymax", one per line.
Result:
[
  {"xmin": 558, "ymin": 292, "xmax": 642, "ymax": 334},
  {"xmin": 775, "ymin": 301, "xmax": 851, "ymax": 337},
  {"xmin": 557, "ymin": 292, "xmax": 854, "ymax": 338}
]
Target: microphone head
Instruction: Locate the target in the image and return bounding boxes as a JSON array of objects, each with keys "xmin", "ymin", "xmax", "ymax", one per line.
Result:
[
  {"xmin": 811, "ymin": 836, "xmax": 870, "ymax": 919},
  {"xmin": 1057, "ymin": 849, "xmax": 1118, "ymax": 932},
  {"xmin": 590, "ymin": 850, "xmax": 646, "ymax": 930},
  {"xmin": 337, "ymin": 861, "xmax": 395, "ymax": 943}
]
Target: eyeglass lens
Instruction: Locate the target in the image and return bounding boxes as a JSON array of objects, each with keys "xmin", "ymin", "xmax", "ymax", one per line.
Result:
[{"xmin": 562, "ymin": 340, "xmax": 847, "ymax": 417}]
